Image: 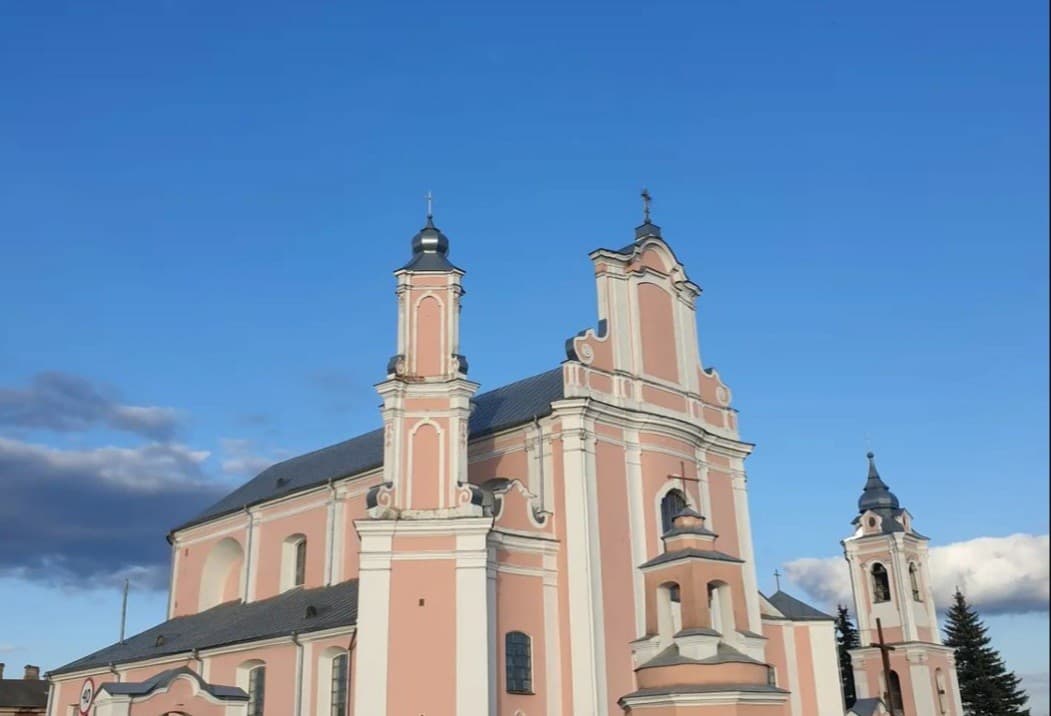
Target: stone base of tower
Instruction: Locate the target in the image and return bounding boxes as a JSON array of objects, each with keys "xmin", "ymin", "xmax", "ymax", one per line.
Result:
[{"xmin": 352, "ymin": 516, "xmax": 494, "ymax": 716}]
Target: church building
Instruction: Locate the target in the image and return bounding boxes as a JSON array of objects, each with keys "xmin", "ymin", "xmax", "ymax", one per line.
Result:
[{"xmin": 46, "ymin": 200, "xmax": 961, "ymax": 715}]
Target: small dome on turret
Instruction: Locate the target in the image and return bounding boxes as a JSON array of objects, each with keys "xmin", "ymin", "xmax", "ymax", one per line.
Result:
[
  {"xmin": 401, "ymin": 214, "xmax": 459, "ymax": 272},
  {"xmin": 857, "ymin": 451, "xmax": 900, "ymax": 513},
  {"xmin": 410, "ymin": 216, "xmax": 450, "ymax": 257}
]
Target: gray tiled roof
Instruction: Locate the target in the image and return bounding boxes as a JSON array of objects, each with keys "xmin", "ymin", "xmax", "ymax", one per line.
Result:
[
  {"xmin": 848, "ymin": 697, "xmax": 886, "ymax": 716},
  {"xmin": 765, "ymin": 590, "xmax": 833, "ymax": 621},
  {"xmin": 0, "ymin": 679, "xmax": 48, "ymax": 708},
  {"xmin": 50, "ymin": 580, "xmax": 359, "ymax": 677},
  {"xmin": 177, "ymin": 368, "xmax": 565, "ymax": 533},
  {"xmin": 639, "ymin": 548, "xmax": 744, "ymax": 569},
  {"xmin": 101, "ymin": 667, "xmax": 247, "ymax": 700}
]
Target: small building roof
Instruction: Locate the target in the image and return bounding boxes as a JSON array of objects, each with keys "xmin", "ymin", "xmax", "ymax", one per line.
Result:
[
  {"xmin": 176, "ymin": 367, "xmax": 565, "ymax": 533},
  {"xmin": 848, "ymin": 697, "xmax": 887, "ymax": 716},
  {"xmin": 100, "ymin": 667, "xmax": 247, "ymax": 701},
  {"xmin": 0, "ymin": 678, "xmax": 48, "ymax": 709},
  {"xmin": 763, "ymin": 590, "xmax": 834, "ymax": 621},
  {"xmin": 50, "ymin": 579, "xmax": 359, "ymax": 677}
]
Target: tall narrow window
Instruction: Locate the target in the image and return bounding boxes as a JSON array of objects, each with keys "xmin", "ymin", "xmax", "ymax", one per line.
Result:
[
  {"xmin": 660, "ymin": 489, "xmax": 688, "ymax": 534},
  {"xmin": 505, "ymin": 631, "xmax": 533, "ymax": 694},
  {"xmin": 887, "ymin": 670, "xmax": 904, "ymax": 711},
  {"xmin": 330, "ymin": 652, "xmax": 349, "ymax": 716},
  {"xmin": 294, "ymin": 538, "xmax": 307, "ymax": 588},
  {"xmin": 909, "ymin": 563, "xmax": 922, "ymax": 602},
  {"xmin": 871, "ymin": 563, "xmax": 891, "ymax": 603},
  {"xmin": 247, "ymin": 665, "xmax": 266, "ymax": 716}
]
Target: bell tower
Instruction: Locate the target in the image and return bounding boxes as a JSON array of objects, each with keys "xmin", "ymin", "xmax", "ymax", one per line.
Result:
[
  {"xmin": 843, "ymin": 453, "xmax": 963, "ymax": 715},
  {"xmin": 352, "ymin": 207, "xmax": 493, "ymax": 716}
]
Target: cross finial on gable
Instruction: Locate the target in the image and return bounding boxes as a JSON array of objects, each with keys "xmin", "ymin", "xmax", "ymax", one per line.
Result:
[
  {"xmin": 641, "ymin": 187, "xmax": 652, "ymax": 224},
  {"xmin": 774, "ymin": 569, "xmax": 783, "ymax": 591}
]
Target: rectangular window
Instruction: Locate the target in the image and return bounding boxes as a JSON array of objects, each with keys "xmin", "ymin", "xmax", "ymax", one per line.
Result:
[
  {"xmin": 248, "ymin": 666, "xmax": 266, "ymax": 716},
  {"xmin": 294, "ymin": 540, "xmax": 307, "ymax": 587},
  {"xmin": 331, "ymin": 653, "xmax": 349, "ymax": 716},
  {"xmin": 505, "ymin": 631, "xmax": 533, "ymax": 694}
]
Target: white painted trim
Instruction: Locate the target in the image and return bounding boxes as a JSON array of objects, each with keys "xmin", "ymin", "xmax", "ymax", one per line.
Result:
[
  {"xmin": 624, "ymin": 429, "xmax": 647, "ymax": 639},
  {"xmin": 351, "ymin": 529, "xmax": 391, "ymax": 716},
  {"xmin": 731, "ymin": 473, "xmax": 764, "ymax": 634},
  {"xmin": 456, "ymin": 528, "xmax": 492, "ymax": 715},
  {"xmin": 558, "ymin": 413, "xmax": 608, "ymax": 715}
]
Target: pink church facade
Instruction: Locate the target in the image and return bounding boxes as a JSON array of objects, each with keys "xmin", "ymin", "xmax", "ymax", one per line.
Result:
[{"xmin": 46, "ymin": 206, "xmax": 956, "ymax": 715}]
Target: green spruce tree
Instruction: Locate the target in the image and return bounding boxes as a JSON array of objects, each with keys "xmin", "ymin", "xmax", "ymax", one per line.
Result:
[
  {"xmin": 834, "ymin": 604, "xmax": 860, "ymax": 707},
  {"xmin": 943, "ymin": 589, "xmax": 1030, "ymax": 716}
]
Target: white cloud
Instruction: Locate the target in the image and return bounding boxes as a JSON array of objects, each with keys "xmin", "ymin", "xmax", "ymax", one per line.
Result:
[
  {"xmin": 783, "ymin": 533, "xmax": 1050, "ymax": 615},
  {"xmin": 0, "ymin": 436, "xmax": 210, "ymax": 491},
  {"xmin": 218, "ymin": 437, "xmax": 286, "ymax": 478},
  {"xmin": 0, "ymin": 371, "xmax": 181, "ymax": 440}
]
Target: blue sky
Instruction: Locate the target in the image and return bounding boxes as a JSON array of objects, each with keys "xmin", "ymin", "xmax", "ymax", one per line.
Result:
[{"xmin": 1, "ymin": 0, "xmax": 1047, "ymax": 709}]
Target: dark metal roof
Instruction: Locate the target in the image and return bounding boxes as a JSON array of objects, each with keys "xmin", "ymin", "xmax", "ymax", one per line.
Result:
[
  {"xmin": 639, "ymin": 548, "xmax": 744, "ymax": 569},
  {"xmin": 50, "ymin": 579, "xmax": 359, "ymax": 677},
  {"xmin": 101, "ymin": 667, "xmax": 246, "ymax": 700},
  {"xmin": 0, "ymin": 679, "xmax": 48, "ymax": 708},
  {"xmin": 765, "ymin": 590, "xmax": 833, "ymax": 621},
  {"xmin": 858, "ymin": 452, "xmax": 900, "ymax": 513},
  {"xmin": 848, "ymin": 697, "xmax": 887, "ymax": 716},
  {"xmin": 177, "ymin": 367, "xmax": 564, "ymax": 533},
  {"xmin": 401, "ymin": 217, "xmax": 459, "ymax": 272}
]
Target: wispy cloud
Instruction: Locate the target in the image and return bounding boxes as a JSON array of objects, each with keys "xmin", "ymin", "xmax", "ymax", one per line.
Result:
[
  {"xmin": 219, "ymin": 437, "xmax": 287, "ymax": 478},
  {"xmin": 784, "ymin": 533, "xmax": 1050, "ymax": 616},
  {"xmin": 0, "ymin": 435, "xmax": 223, "ymax": 590},
  {"xmin": 0, "ymin": 372, "xmax": 180, "ymax": 440}
]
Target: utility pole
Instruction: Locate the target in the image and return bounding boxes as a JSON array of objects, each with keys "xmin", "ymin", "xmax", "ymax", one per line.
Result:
[{"xmin": 119, "ymin": 578, "xmax": 129, "ymax": 644}]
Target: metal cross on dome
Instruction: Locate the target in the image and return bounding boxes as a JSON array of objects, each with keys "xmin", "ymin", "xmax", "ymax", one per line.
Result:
[
  {"xmin": 425, "ymin": 191, "xmax": 434, "ymax": 220},
  {"xmin": 641, "ymin": 187, "xmax": 653, "ymax": 223}
]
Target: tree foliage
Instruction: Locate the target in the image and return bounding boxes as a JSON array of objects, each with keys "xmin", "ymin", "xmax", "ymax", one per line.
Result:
[
  {"xmin": 944, "ymin": 589, "xmax": 1030, "ymax": 716},
  {"xmin": 835, "ymin": 604, "xmax": 860, "ymax": 708}
]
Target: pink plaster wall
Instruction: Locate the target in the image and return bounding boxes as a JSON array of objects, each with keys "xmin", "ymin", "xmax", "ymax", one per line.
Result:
[
  {"xmin": 638, "ymin": 282, "xmax": 679, "ymax": 383},
  {"xmin": 414, "ymin": 295, "xmax": 443, "ymax": 376},
  {"xmin": 706, "ymin": 469, "xmax": 741, "ymax": 558},
  {"xmin": 594, "ymin": 439, "xmax": 639, "ymax": 710},
  {"xmin": 496, "ymin": 569, "xmax": 547, "ymax": 714},
  {"xmin": 207, "ymin": 642, "xmax": 297, "ymax": 716},
  {"xmin": 792, "ymin": 624, "xmax": 818, "ymax": 714},
  {"xmin": 252, "ymin": 503, "xmax": 327, "ymax": 600},
  {"xmin": 386, "ymin": 558, "xmax": 457, "ymax": 714},
  {"xmin": 409, "ymin": 421, "xmax": 441, "ymax": 509},
  {"xmin": 171, "ymin": 524, "xmax": 247, "ymax": 617}
]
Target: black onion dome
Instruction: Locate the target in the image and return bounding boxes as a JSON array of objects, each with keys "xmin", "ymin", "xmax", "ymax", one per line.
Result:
[
  {"xmin": 401, "ymin": 216, "xmax": 459, "ymax": 272},
  {"xmin": 857, "ymin": 452, "xmax": 900, "ymax": 513}
]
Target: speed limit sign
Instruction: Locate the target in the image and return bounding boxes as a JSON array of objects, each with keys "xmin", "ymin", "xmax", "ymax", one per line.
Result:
[{"xmin": 78, "ymin": 678, "xmax": 95, "ymax": 715}]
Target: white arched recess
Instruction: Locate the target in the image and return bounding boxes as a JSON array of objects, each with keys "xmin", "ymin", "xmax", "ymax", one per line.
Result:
[
  {"xmin": 316, "ymin": 646, "xmax": 351, "ymax": 715},
  {"xmin": 198, "ymin": 537, "xmax": 244, "ymax": 611}
]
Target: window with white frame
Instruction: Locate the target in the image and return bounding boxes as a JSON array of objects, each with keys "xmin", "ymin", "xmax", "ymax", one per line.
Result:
[
  {"xmin": 280, "ymin": 534, "xmax": 307, "ymax": 592},
  {"xmin": 247, "ymin": 665, "xmax": 265, "ymax": 716},
  {"xmin": 330, "ymin": 652, "xmax": 349, "ymax": 716}
]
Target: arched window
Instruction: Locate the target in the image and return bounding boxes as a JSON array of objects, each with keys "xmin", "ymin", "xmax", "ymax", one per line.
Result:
[
  {"xmin": 909, "ymin": 563, "xmax": 922, "ymax": 602},
  {"xmin": 871, "ymin": 563, "xmax": 891, "ymax": 603},
  {"xmin": 330, "ymin": 652, "xmax": 349, "ymax": 716},
  {"xmin": 657, "ymin": 582, "xmax": 682, "ymax": 642},
  {"xmin": 935, "ymin": 668, "xmax": 948, "ymax": 714},
  {"xmin": 660, "ymin": 489, "xmax": 688, "ymax": 534},
  {"xmin": 505, "ymin": 631, "xmax": 533, "ymax": 694},
  {"xmin": 247, "ymin": 665, "xmax": 266, "ymax": 716},
  {"xmin": 707, "ymin": 581, "xmax": 735, "ymax": 635},
  {"xmin": 281, "ymin": 534, "xmax": 307, "ymax": 592},
  {"xmin": 887, "ymin": 670, "xmax": 904, "ymax": 711}
]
